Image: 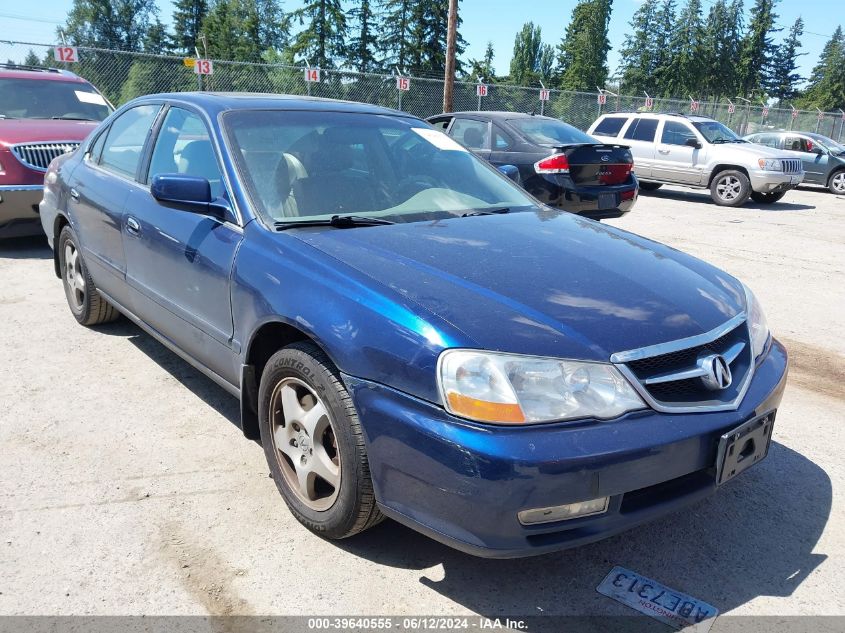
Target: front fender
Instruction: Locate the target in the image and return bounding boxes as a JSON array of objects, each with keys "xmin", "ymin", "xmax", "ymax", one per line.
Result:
[{"xmin": 231, "ymin": 223, "xmax": 476, "ymax": 404}]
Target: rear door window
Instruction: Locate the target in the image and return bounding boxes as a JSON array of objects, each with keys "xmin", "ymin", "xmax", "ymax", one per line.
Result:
[
  {"xmin": 593, "ymin": 116, "xmax": 628, "ymax": 137},
  {"xmin": 99, "ymin": 104, "xmax": 161, "ymax": 178},
  {"xmin": 660, "ymin": 120, "xmax": 698, "ymax": 146},
  {"xmin": 493, "ymin": 125, "xmax": 513, "ymax": 150},
  {"xmin": 428, "ymin": 117, "xmax": 452, "ymax": 131},
  {"xmin": 784, "ymin": 136, "xmax": 812, "ymax": 152},
  {"xmin": 449, "ymin": 118, "xmax": 489, "ymax": 150},
  {"xmin": 623, "ymin": 118, "xmax": 658, "ymax": 142}
]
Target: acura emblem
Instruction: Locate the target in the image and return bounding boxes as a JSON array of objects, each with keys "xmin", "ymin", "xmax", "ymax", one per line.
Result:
[
  {"xmin": 600, "ymin": 155, "xmax": 610, "ymax": 162},
  {"xmin": 698, "ymin": 354, "xmax": 732, "ymax": 391}
]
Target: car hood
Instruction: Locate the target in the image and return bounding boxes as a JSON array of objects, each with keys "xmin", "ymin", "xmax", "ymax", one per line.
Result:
[
  {"xmin": 291, "ymin": 211, "xmax": 746, "ymax": 361},
  {"xmin": 718, "ymin": 141, "xmax": 788, "ymax": 159},
  {"xmin": 0, "ymin": 118, "xmax": 99, "ymax": 146}
]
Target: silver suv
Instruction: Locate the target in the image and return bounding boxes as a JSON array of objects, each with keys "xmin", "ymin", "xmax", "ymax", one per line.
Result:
[{"xmin": 588, "ymin": 112, "xmax": 804, "ymax": 206}]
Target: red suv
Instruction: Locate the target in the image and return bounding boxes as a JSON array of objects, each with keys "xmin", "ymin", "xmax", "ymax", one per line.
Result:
[{"xmin": 0, "ymin": 64, "xmax": 112, "ymax": 238}]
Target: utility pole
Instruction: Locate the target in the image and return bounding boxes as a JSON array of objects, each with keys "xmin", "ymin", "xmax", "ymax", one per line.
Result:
[{"xmin": 442, "ymin": 0, "xmax": 458, "ymax": 113}]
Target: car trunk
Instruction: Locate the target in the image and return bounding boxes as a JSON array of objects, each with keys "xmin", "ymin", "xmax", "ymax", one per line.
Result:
[{"xmin": 550, "ymin": 144, "xmax": 633, "ymax": 186}]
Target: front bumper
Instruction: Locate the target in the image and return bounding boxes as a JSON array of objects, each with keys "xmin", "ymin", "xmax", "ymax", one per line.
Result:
[
  {"xmin": 748, "ymin": 170, "xmax": 804, "ymax": 193},
  {"xmin": 345, "ymin": 339, "xmax": 788, "ymax": 558},
  {"xmin": 0, "ymin": 184, "xmax": 44, "ymax": 238}
]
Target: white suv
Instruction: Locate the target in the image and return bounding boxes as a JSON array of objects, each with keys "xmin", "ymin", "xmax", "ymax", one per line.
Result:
[{"xmin": 588, "ymin": 112, "xmax": 804, "ymax": 206}]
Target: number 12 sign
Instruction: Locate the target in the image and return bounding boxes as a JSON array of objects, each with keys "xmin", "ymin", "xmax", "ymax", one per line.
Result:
[
  {"xmin": 194, "ymin": 59, "xmax": 213, "ymax": 75},
  {"xmin": 54, "ymin": 46, "xmax": 78, "ymax": 63}
]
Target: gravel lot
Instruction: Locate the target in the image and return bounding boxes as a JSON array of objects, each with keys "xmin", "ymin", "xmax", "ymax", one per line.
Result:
[{"xmin": 1, "ymin": 184, "xmax": 843, "ymax": 622}]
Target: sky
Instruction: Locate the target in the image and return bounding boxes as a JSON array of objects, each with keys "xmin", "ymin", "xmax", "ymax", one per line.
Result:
[{"xmin": 0, "ymin": 0, "xmax": 841, "ymax": 87}]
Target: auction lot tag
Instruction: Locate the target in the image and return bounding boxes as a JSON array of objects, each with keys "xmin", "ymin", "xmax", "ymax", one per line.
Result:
[{"xmin": 596, "ymin": 566, "xmax": 718, "ymax": 632}]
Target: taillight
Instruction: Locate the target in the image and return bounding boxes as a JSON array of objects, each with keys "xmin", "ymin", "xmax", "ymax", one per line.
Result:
[
  {"xmin": 534, "ymin": 153, "xmax": 570, "ymax": 174},
  {"xmin": 806, "ymin": 139, "xmax": 814, "ymax": 152}
]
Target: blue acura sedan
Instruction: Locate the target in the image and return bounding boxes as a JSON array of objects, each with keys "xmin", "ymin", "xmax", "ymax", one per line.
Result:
[{"xmin": 40, "ymin": 93, "xmax": 787, "ymax": 558}]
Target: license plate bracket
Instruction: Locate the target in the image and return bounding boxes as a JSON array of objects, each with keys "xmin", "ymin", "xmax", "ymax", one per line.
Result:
[
  {"xmin": 716, "ymin": 411, "xmax": 775, "ymax": 485},
  {"xmin": 598, "ymin": 193, "xmax": 616, "ymax": 209}
]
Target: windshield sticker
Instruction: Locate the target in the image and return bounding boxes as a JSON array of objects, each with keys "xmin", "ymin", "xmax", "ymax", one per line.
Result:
[
  {"xmin": 412, "ymin": 127, "xmax": 468, "ymax": 152},
  {"xmin": 75, "ymin": 91, "xmax": 108, "ymax": 106}
]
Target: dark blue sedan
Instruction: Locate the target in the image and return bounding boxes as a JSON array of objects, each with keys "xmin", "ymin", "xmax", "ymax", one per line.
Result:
[{"xmin": 40, "ymin": 93, "xmax": 787, "ymax": 558}]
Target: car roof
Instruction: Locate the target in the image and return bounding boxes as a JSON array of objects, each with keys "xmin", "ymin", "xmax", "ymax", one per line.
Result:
[
  {"xmin": 131, "ymin": 91, "xmax": 414, "ymax": 119},
  {"xmin": 598, "ymin": 112, "xmax": 715, "ymax": 123},
  {"xmin": 432, "ymin": 111, "xmax": 557, "ymax": 122},
  {"xmin": 0, "ymin": 67, "xmax": 88, "ymax": 83}
]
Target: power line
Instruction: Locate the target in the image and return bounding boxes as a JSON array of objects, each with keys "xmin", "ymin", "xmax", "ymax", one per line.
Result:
[{"xmin": 0, "ymin": 12, "xmax": 62, "ymax": 25}]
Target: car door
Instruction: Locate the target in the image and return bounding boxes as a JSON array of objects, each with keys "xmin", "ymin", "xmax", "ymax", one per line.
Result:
[
  {"xmin": 67, "ymin": 104, "xmax": 162, "ymax": 305},
  {"xmin": 620, "ymin": 117, "xmax": 659, "ymax": 178},
  {"xmin": 446, "ymin": 117, "xmax": 492, "ymax": 161},
  {"xmin": 122, "ymin": 105, "xmax": 243, "ymax": 385},
  {"xmin": 652, "ymin": 119, "xmax": 707, "ymax": 184},
  {"xmin": 784, "ymin": 134, "xmax": 828, "ymax": 184}
]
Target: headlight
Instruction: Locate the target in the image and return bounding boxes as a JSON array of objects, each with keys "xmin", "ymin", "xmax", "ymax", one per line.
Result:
[
  {"xmin": 438, "ymin": 350, "xmax": 645, "ymax": 424},
  {"xmin": 757, "ymin": 158, "xmax": 783, "ymax": 171},
  {"xmin": 743, "ymin": 284, "xmax": 770, "ymax": 358}
]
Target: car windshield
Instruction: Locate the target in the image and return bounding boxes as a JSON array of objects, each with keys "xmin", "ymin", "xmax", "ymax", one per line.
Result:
[
  {"xmin": 224, "ymin": 110, "xmax": 538, "ymax": 225},
  {"xmin": 692, "ymin": 121, "xmax": 742, "ymax": 143},
  {"xmin": 508, "ymin": 117, "xmax": 596, "ymax": 146},
  {"xmin": 0, "ymin": 78, "xmax": 111, "ymax": 121},
  {"xmin": 807, "ymin": 133, "xmax": 845, "ymax": 155}
]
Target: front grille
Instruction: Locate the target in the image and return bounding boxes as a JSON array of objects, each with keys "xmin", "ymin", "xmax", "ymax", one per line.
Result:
[
  {"xmin": 617, "ymin": 319, "xmax": 753, "ymax": 412},
  {"xmin": 10, "ymin": 142, "xmax": 80, "ymax": 172},
  {"xmin": 780, "ymin": 158, "xmax": 802, "ymax": 174}
]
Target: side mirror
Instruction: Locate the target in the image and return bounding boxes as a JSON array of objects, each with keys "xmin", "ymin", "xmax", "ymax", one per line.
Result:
[
  {"xmin": 685, "ymin": 138, "xmax": 702, "ymax": 149},
  {"xmin": 497, "ymin": 164, "xmax": 521, "ymax": 184},
  {"xmin": 151, "ymin": 174, "xmax": 229, "ymax": 220}
]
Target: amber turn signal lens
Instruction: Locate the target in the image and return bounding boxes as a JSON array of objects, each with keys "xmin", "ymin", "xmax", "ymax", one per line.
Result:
[{"xmin": 447, "ymin": 392, "xmax": 526, "ymax": 424}]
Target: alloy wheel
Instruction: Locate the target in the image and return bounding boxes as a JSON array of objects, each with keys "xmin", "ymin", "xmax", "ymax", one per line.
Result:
[
  {"xmin": 832, "ymin": 172, "xmax": 845, "ymax": 194},
  {"xmin": 716, "ymin": 175, "xmax": 742, "ymax": 201},
  {"xmin": 64, "ymin": 241, "xmax": 85, "ymax": 310},
  {"xmin": 269, "ymin": 377, "xmax": 341, "ymax": 511}
]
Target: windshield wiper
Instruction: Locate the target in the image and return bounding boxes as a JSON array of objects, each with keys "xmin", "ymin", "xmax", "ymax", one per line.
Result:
[
  {"xmin": 50, "ymin": 116, "xmax": 96, "ymax": 121},
  {"xmin": 461, "ymin": 207, "xmax": 511, "ymax": 217},
  {"xmin": 275, "ymin": 215, "xmax": 396, "ymax": 230}
]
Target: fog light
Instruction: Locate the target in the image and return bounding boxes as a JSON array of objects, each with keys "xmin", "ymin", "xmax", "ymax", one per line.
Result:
[{"xmin": 517, "ymin": 497, "xmax": 609, "ymax": 525}]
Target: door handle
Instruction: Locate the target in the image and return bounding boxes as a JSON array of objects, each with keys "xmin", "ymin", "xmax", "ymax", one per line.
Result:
[
  {"xmin": 126, "ymin": 216, "xmax": 141, "ymax": 236},
  {"xmin": 658, "ymin": 149, "xmax": 670, "ymax": 155},
  {"xmin": 69, "ymin": 188, "xmax": 80, "ymax": 201}
]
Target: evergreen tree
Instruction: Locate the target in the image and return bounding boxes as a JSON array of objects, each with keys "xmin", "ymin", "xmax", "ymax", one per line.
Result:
[
  {"xmin": 172, "ymin": 0, "xmax": 208, "ymax": 54},
  {"xmin": 62, "ymin": 0, "xmax": 159, "ymax": 51},
  {"xmin": 700, "ymin": 0, "xmax": 732, "ymax": 99},
  {"xmin": 510, "ymin": 22, "xmax": 541, "ymax": 85},
  {"xmin": 466, "ymin": 41, "xmax": 495, "ymax": 82},
  {"xmin": 290, "ymin": 0, "xmax": 347, "ymax": 68},
  {"xmin": 651, "ymin": 0, "xmax": 677, "ymax": 96},
  {"xmin": 738, "ymin": 0, "xmax": 780, "ymax": 97},
  {"xmin": 406, "ymin": 1, "xmax": 466, "ymax": 75},
  {"xmin": 379, "ymin": 0, "xmax": 413, "ymax": 72},
  {"xmin": 767, "ymin": 16, "xmax": 804, "ymax": 103},
  {"xmin": 143, "ymin": 19, "xmax": 170, "ymax": 54},
  {"xmin": 348, "ymin": 0, "xmax": 379, "ymax": 72},
  {"xmin": 24, "ymin": 50, "xmax": 41, "ymax": 66},
  {"xmin": 201, "ymin": 0, "xmax": 286, "ymax": 62},
  {"xmin": 555, "ymin": 0, "xmax": 613, "ymax": 91},
  {"xmin": 797, "ymin": 25, "xmax": 845, "ymax": 111},
  {"xmin": 618, "ymin": 0, "xmax": 659, "ymax": 95},
  {"xmin": 664, "ymin": 0, "xmax": 704, "ymax": 97}
]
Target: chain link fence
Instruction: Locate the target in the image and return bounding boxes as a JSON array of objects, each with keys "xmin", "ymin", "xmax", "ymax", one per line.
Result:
[{"xmin": 3, "ymin": 39, "xmax": 844, "ymax": 140}]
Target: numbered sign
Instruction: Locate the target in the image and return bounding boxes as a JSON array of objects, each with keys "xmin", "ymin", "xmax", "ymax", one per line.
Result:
[
  {"xmin": 690, "ymin": 100, "xmax": 699, "ymax": 113},
  {"xmin": 762, "ymin": 106, "xmax": 769, "ymax": 117},
  {"xmin": 194, "ymin": 59, "xmax": 213, "ymax": 75},
  {"xmin": 395, "ymin": 76, "xmax": 410, "ymax": 91},
  {"xmin": 818, "ymin": 112, "xmax": 824, "ymax": 121},
  {"xmin": 54, "ymin": 46, "xmax": 78, "ymax": 63},
  {"xmin": 476, "ymin": 84, "xmax": 488, "ymax": 97},
  {"xmin": 645, "ymin": 96, "xmax": 654, "ymax": 109},
  {"xmin": 597, "ymin": 93, "xmax": 607, "ymax": 105},
  {"xmin": 304, "ymin": 67, "xmax": 320, "ymax": 83},
  {"xmin": 791, "ymin": 109, "xmax": 799, "ymax": 119},
  {"xmin": 539, "ymin": 88, "xmax": 550, "ymax": 102},
  {"xmin": 728, "ymin": 103, "xmax": 736, "ymax": 114}
]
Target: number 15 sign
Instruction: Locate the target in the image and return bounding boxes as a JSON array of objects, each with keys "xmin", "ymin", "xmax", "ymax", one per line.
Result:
[{"xmin": 54, "ymin": 46, "xmax": 78, "ymax": 63}]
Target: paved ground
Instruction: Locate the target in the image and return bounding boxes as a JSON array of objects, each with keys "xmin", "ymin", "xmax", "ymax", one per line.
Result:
[{"xmin": 1, "ymin": 184, "xmax": 843, "ymax": 622}]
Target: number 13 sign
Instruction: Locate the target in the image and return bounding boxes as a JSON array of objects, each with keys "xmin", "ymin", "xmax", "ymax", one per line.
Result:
[
  {"xmin": 194, "ymin": 59, "xmax": 213, "ymax": 75},
  {"xmin": 54, "ymin": 46, "xmax": 78, "ymax": 63}
]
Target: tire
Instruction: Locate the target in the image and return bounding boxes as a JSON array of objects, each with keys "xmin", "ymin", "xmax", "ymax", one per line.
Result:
[
  {"xmin": 638, "ymin": 181, "xmax": 663, "ymax": 191},
  {"xmin": 58, "ymin": 225, "xmax": 120, "ymax": 326},
  {"xmin": 750, "ymin": 191, "xmax": 786, "ymax": 204},
  {"xmin": 258, "ymin": 341, "xmax": 383, "ymax": 539},
  {"xmin": 710, "ymin": 170, "xmax": 752, "ymax": 207},
  {"xmin": 828, "ymin": 170, "xmax": 845, "ymax": 195}
]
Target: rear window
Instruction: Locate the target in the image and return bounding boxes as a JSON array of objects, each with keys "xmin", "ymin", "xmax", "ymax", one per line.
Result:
[
  {"xmin": 593, "ymin": 116, "xmax": 628, "ymax": 137},
  {"xmin": 623, "ymin": 118, "xmax": 658, "ymax": 142},
  {"xmin": 508, "ymin": 118, "xmax": 595, "ymax": 146},
  {"xmin": 0, "ymin": 78, "xmax": 111, "ymax": 121}
]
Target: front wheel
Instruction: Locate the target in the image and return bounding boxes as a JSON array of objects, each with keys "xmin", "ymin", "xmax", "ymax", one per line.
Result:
[
  {"xmin": 258, "ymin": 342, "xmax": 383, "ymax": 539},
  {"xmin": 750, "ymin": 191, "xmax": 786, "ymax": 204},
  {"xmin": 710, "ymin": 170, "xmax": 751, "ymax": 207},
  {"xmin": 58, "ymin": 225, "xmax": 120, "ymax": 326},
  {"xmin": 638, "ymin": 181, "xmax": 663, "ymax": 191},
  {"xmin": 828, "ymin": 170, "xmax": 845, "ymax": 195}
]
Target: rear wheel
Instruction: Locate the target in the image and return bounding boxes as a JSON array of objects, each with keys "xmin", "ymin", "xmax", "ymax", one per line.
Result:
[
  {"xmin": 828, "ymin": 170, "xmax": 845, "ymax": 195},
  {"xmin": 638, "ymin": 181, "xmax": 662, "ymax": 191},
  {"xmin": 750, "ymin": 191, "xmax": 786, "ymax": 204},
  {"xmin": 58, "ymin": 226, "xmax": 119, "ymax": 326},
  {"xmin": 710, "ymin": 170, "xmax": 751, "ymax": 207},
  {"xmin": 258, "ymin": 342, "xmax": 383, "ymax": 539}
]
